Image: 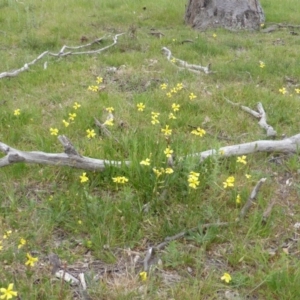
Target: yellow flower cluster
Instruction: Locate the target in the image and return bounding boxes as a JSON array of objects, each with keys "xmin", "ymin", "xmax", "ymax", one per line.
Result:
[
  {"xmin": 279, "ymin": 87, "xmax": 287, "ymax": 95},
  {"xmin": 223, "ymin": 176, "xmax": 235, "ymax": 188},
  {"xmin": 191, "ymin": 127, "xmax": 206, "ymax": 137},
  {"xmin": 153, "ymin": 167, "xmax": 174, "ymax": 177},
  {"xmin": 188, "ymin": 171, "xmax": 200, "ymax": 189},
  {"xmin": 151, "ymin": 112, "xmax": 160, "ymax": 125},
  {"xmin": 112, "ymin": 176, "xmax": 129, "ymax": 184},
  {"xmin": 221, "ymin": 272, "xmax": 232, "ymax": 283},
  {"xmin": 140, "ymin": 158, "xmax": 151, "ymax": 166}
]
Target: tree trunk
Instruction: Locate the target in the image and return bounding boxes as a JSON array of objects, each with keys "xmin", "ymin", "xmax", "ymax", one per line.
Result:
[{"xmin": 185, "ymin": 0, "xmax": 265, "ymax": 31}]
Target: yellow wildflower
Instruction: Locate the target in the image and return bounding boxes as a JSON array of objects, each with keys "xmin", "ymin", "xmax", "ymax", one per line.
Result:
[
  {"xmin": 80, "ymin": 172, "xmax": 89, "ymax": 183},
  {"xmin": 166, "ymin": 92, "xmax": 172, "ymax": 98},
  {"xmin": 151, "ymin": 118, "xmax": 159, "ymax": 125},
  {"xmin": 188, "ymin": 171, "xmax": 200, "ymax": 189},
  {"xmin": 25, "ymin": 253, "xmax": 38, "ymax": 267},
  {"xmin": 50, "ymin": 128, "xmax": 58, "ymax": 136},
  {"xmin": 68, "ymin": 113, "xmax": 77, "ymax": 121},
  {"xmin": 3, "ymin": 231, "xmax": 12, "ymax": 239},
  {"xmin": 18, "ymin": 238, "xmax": 26, "ymax": 249},
  {"xmin": 191, "ymin": 127, "xmax": 206, "ymax": 137},
  {"xmin": 14, "ymin": 109, "xmax": 21, "ymax": 116},
  {"xmin": 236, "ymin": 194, "xmax": 241, "ymax": 204},
  {"xmin": 279, "ymin": 87, "xmax": 287, "ymax": 95},
  {"xmin": 96, "ymin": 77, "xmax": 103, "ymax": 84},
  {"xmin": 153, "ymin": 168, "xmax": 163, "ymax": 177},
  {"xmin": 112, "ymin": 176, "xmax": 128, "ymax": 184},
  {"xmin": 139, "ymin": 271, "xmax": 147, "ymax": 281},
  {"xmin": 189, "ymin": 93, "xmax": 196, "ymax": 100},
  {"xmin": 161, "ymin": 125, "xmax": 172, "ymax": 136},
  {"xmin": 86, "ymin": 129, "xmax": 96, "ymax": 139},
  {"xmin": 171, "ymin": 103, "xmax": 180, "ymax": 112},
  {"xmin": 176, "ymin": 83, "xmax": 183, "ymax": 91},
  {"xmin": 223, "ymin": 176, "xmax": 235, "ymax": 188},
  {"xmin": 106, "ymin": 107, "xmax": 114, "ymax": 113},
  {"xmin": 295, "ymin": 88, "xmax": 300, "ymax": 94},
  {"xmin": 0, "ymin": 283, "xmax": 18, "ymax": 299},
  {"xmin": 104, "ymin": 119, "xmax": 114, "ymax": 126},
  {"xmin": 259, "ymin": 61, "xmax": 265, "ymax": 68},
  {"xmin": 212, "ymin": 33, "xmax": 217, "ymax": 38},
  {"xmin": 160, "ymin": 83, "xmax": 168, "ymax": 90},
  {"xmin": 140, "ymin": 158, "xmax": 151, "ymax": 166},
  {"xmin": 169, "ymin": 113, "xmax": 176, "ymax": 120},
  {"xmin": 88, "ymin": 85, "xmax": 98, "ymax": 92},
  {"xmin": 171, "ymin": 58, "xmax": 176, "ymax": 63},
  {"xmin": 73, "ymin": 102, "xmax": 81, "ymax": 109},
  {"xmin": 137, "ymin": 103, "xmax": 145, "ymax": 111},
  {"xmin": 164, "ymin": 146, "xmax": 173, "ymax": 158},
  {"xmin": 62, "ymin": 119, "xmax": 69, "ymax": 127},
  {"xmin": 165, "ymin": 168, "xmax": 174, "ymax": 174},
  {"xmin": 237, "ymin": 155, "xmax": 247, "ymax": 165},
  {"xmin": 245, "ymin": 174, "xmax": 252, "ymax": 179},
  {"xmin": 221, "ymin": 272, "xmax": 232, "ymax": 283}
]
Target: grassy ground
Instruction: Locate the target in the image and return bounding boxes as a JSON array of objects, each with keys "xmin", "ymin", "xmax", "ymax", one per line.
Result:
[{"xmin": 1, "ymin": 0, "xmax": 300, "ymax": 299}]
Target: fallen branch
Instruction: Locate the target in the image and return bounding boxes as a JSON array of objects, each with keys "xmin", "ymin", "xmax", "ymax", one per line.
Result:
[
  {"xmin": 161, "ymin": 47, "xmax": 211, "ymax": 74},
  {"xmin": 191, "ymin": 133, "xmax": 300, "ymax": 163},
  {"xmin": 224, "ymin": 98, "xmax": 277, "ymax": 137},
  {"xmin": 0, "ymin": 33, "xmax": 124, "ymax": 79},
  {"xmin": 0, "ymin": 136, "xmax": 130, "ymax": 171},
  {"xmin": 2, "ymin": 133, "xmax": 300, "ymax": 170}
]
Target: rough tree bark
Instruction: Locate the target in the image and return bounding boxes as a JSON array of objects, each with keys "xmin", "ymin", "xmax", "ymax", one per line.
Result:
[{"xmin": 185, "ymin": 0, "xmax": 265, "ymax": 31}]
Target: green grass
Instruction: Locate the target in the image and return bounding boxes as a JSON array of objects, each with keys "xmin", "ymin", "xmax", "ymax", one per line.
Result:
[{"xmin": 1, "ymin": 0, "xmax": 300, "ymax": 299}]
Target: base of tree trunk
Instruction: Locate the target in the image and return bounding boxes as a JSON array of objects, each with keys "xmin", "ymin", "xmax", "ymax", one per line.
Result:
[{"xmin": 185, "ymin": 0, "xmax": 265, "ymax": 31}]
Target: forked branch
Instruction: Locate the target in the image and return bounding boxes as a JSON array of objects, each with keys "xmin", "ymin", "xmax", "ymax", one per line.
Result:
[{"xmin": 0, "ymin": 33, "xmax": 124, "ymax": 79}]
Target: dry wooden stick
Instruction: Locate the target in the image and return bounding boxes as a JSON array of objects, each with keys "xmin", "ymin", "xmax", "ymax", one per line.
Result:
[
  {"xmin": 224, "ymin": 98, "xmax": 277, "ymax": 137},
  {"xmin": 161, "ymin": 47, "xmax": 211, "ymax": 74},
  {"xmin": 238, "ymin": 178, "xmax": 267, "ymax": 220},
  {"xmin": 0, "ymin": 135, "xmax": 130, "ymax": 171},
  {"xmin": 0, "ymin": 33, "xmax": 124, "ymax": 79}
]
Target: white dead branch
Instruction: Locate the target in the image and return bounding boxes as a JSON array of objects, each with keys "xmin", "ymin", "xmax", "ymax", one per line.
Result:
[
  {"xmin": 0, "ymin": 135, "xmax": 130, "ymax": 171},
  {"xmin": 224, "ymin": 98, "xmax": 277, "ymax": 137},
  {"xmin": 189, "ymin": 133, "xmax": 300, "ymax": 163},
  {"xmin": 0, "ymin": 33, "xmax": 124, "ymax": 79},
  {"xmin": 161, "ymin": 47, "xmax": 211, "ymax": 74},
  {"xmin": 1, "ymin": 134, "xmax": 300, "ymax": 170}
]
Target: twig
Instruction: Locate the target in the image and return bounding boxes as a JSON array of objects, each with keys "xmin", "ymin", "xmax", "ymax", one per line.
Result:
[
  {"xmin": 262, "ymin": 198, "xmax": 276, "ymax": 225},
  {"xmin": 161, "ymin": 47, "xmax": 211, "ymax": 74},
  {"xmin": 238, "ymin": 178, "xmax": 267, "ymax": 220},
  {"xmin": 224, "ymin": 98, "xmax": 277, "ymax": 137},
  {"xmin": 0, "ymin": 34, "xmax": 124, "ymax": 79}
]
